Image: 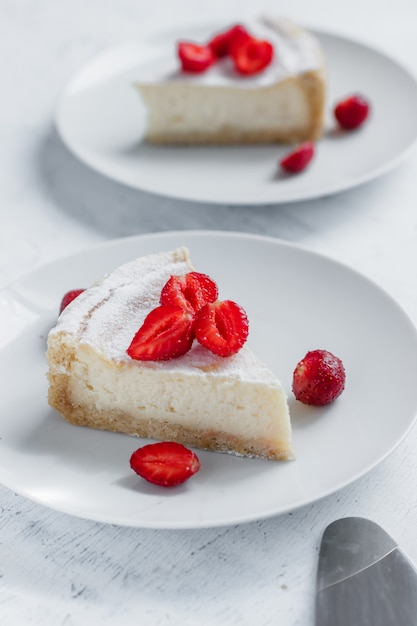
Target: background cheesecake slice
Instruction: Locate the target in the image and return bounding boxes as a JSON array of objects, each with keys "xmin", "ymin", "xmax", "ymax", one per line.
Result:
[
  {"xmin": 136, "ymin": 17, "xmax": 326, "ymax": 144},
  {"xmin": 47, "ymin": 247, "xmax": 294, "ymax": 461}
]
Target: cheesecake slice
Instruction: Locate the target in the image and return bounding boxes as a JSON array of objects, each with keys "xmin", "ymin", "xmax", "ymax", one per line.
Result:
[
  {"xmin": 135, "ymin": 17, "xmax": 326, "ymax": 145},
  {"xmin": 46, "ymin": 247, "xmax": 294, "ymax": 461}
]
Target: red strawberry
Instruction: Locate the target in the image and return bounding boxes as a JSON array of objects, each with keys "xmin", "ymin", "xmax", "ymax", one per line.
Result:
[
  {"xmin": 127, "ymin": 305, "xmax": 194, "ymax": 361},
  {"xmin": 208, "ymin": 24, "xmax": 251, "ymax": 58},
  {"xmin": 280, "ymin": 141, "xmax": 315, "ymax": 174},
  {"xmin": 292, "ymin": 349, "xmax": 346, "ymax": 406},
  {"xmin": 177, "ymin": 41, "xmax": 215, "ymax": 73},
  {"xmin": 59, "ymin": 289, "xmax": 85, "ymax": 313},
  {"xmin": 160, "ymin": 272, "xmax": 218, "ymax": 314},
  {"xmin": 130, "ymin": 441, "xmax": 201, "ymax": 487},
  {"xmin": 231, "ymin": 37, "xmax": 274, "ymax": 75},
  {"xmin": 334, "ymin": 94, "xmax": 370, "ymax": 130},
  {"xmin": 194, "ymin": 300, "xmax": 249, "ymax": 357}
]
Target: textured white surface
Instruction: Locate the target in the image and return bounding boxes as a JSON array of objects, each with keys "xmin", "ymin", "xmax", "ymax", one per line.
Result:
[{"xmin": 2, "ymin": 0, "xmax": 417, "ymax": 624}]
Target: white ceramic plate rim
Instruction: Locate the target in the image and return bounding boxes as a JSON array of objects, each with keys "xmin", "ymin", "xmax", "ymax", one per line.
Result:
[
  {"xmin": 2, "ymin": 230, "xmax": 417, "ymax": 528},
  {"xmin": 55, "ymin": 24, "xmax": 417, "ymax": 205}
]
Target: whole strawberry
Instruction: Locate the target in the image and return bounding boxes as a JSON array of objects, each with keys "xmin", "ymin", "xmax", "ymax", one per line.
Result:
[
  {"xmin": 292, "ymin": 349, "xmax": 346, "ymax": 406},
  {"xmin": 334, "ymin": 94, "xmax": 370, "ymax": 130}
]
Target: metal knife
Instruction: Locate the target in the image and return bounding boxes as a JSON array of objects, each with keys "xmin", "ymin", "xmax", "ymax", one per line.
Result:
[{"xmin": 316, "ymin": 517, "xmax": 417, "ymax": 626}]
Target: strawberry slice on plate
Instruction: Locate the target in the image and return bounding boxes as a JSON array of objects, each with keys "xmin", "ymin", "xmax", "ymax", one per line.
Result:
[
  {"xmin": 194, "ymin": 299, "xmax": 249, "ymax": 357},
  {"xmin": 280, "ymin": 141, "xmax": 315, "ymax": 174},
  {"xmin": 160, "ymin": 272, "xmax": 218, "ymax": 314},
  {"xmin": 177, "ymin": 41, "xmax": 215, "ymax": 72},
  {"xmin": 130, "ymin": 441, "xmax": 201, "ymax": 487},
  {"xmin": 127, "ymin": 304, "xmax": 194, "ymax": 361}
]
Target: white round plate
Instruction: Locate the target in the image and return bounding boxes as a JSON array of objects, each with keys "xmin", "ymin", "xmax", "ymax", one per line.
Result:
[
  {"xmin": 55, "ymin": 25, "xmax": 417, "ymax": 204},
  {"xmin": 1, "ymin": 231, "xmax": 417, "ymax": 528}
]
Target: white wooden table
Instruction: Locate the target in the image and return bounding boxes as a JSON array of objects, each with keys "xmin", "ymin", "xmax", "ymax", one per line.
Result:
[{"xmin": 2, "ymin": 0, "xmax": 417, "ymax": 623}]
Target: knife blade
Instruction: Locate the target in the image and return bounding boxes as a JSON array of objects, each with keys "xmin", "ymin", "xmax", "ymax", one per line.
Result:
[{"xmin": 316, "ymin": 517, "xmax": 417, "ymax": 626}]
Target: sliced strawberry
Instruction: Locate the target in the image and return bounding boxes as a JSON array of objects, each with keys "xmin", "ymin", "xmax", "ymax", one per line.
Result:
[
  {"xmin": 59, "ymin": 289, "xmax": 85, "ymax": 313},
  {"xmin": 292, "ymin": 349, "xmax": 346, "ymax": 406},
  {"xmin": 208, "ymin": 24, "xmax": 251, "ymax": 58},
  {"xmin": 334, "ymin": 94, "xmax": 370, "ymax": 130},
  {"xmin": 194, "ymin": 300, "xmax": 249, "ymax": 357},
  {"xmin": 280, "ymin": 141, "xmax": 315, "ymax": 174},
  {"xmin": 160, "ymin": 272, "xmax": 218, "ymax": 314},
  {"xmin": 130, "ymin": 441, "xmax": 201, "ymax": 487},
  {"xmin": 127, "ymin": 305, "xmax": 194, "ymax": 361},
  {"xmin": 231, "ymin": 37, "xmax": 274, "ymax": 75},
  {"xmin": 228, "ymin": 25, "xmax": 252, "ymax": 56},
  {"xmin": 177, "ymin": 41, "xmax": 216, "ymax": 73}
]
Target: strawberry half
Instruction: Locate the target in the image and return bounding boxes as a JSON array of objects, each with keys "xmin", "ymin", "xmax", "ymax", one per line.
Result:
[
  {"xmin": 280, "ymin": 141, "xmax": 315, "ymax": 174},
  {"xmin": 194, "ymin": 300, "xmax": 249, "ymax": 357},
  {"xmin": 160, "ymin": 272, "xmax": 218, "ymax": 314},
  {"xmin": 231, "ymin": 37, "xmax": 274, "ymax": 75},
  {"xmin": 127, "ymin": 304, "xmax": 194, "ymax": 361},
  {"xmin": 208, "ymin": 24, "xmax": 251, "ymax": 58},
  {"xmin": 177, "ymin": 41, "xmax": 215, "ymax": 73},
  {"xmin": 334, "ymin": 94, "xmax": 370, "ymax": 130},
  {"xmin": 292, "ymin": 349, "xmax": 346, "ymax": 406},
  {"xmin": 59, "ymin": 289, "xmax": 85, "ymax": 313},
  {"xmin": 130, "ymin": 441, "xmax": 201, "ymax": 487}
]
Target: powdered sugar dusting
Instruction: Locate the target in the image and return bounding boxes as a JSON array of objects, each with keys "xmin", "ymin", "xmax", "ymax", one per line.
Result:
[{"xmin": 49, "ymin": 247, "xmax": 281, "ymax": 385}]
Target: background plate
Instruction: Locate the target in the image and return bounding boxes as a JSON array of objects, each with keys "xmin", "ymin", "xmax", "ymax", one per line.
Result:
[
  {"xmin": 1, "ymin": 231, "xmax": 417, "ymax": 528},
  {"xmin": 56, "ymin": 26, "xmax": 417, "ymax": 204}
]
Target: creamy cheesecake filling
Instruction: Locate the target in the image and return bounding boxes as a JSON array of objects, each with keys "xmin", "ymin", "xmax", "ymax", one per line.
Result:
[
  {"xmin": 51, "ymin": 343, "xmax": 291, "ymax": 454},
  {"xmin": 141, "ymin": 79, "xmax": 312, "ymax": 142}
]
